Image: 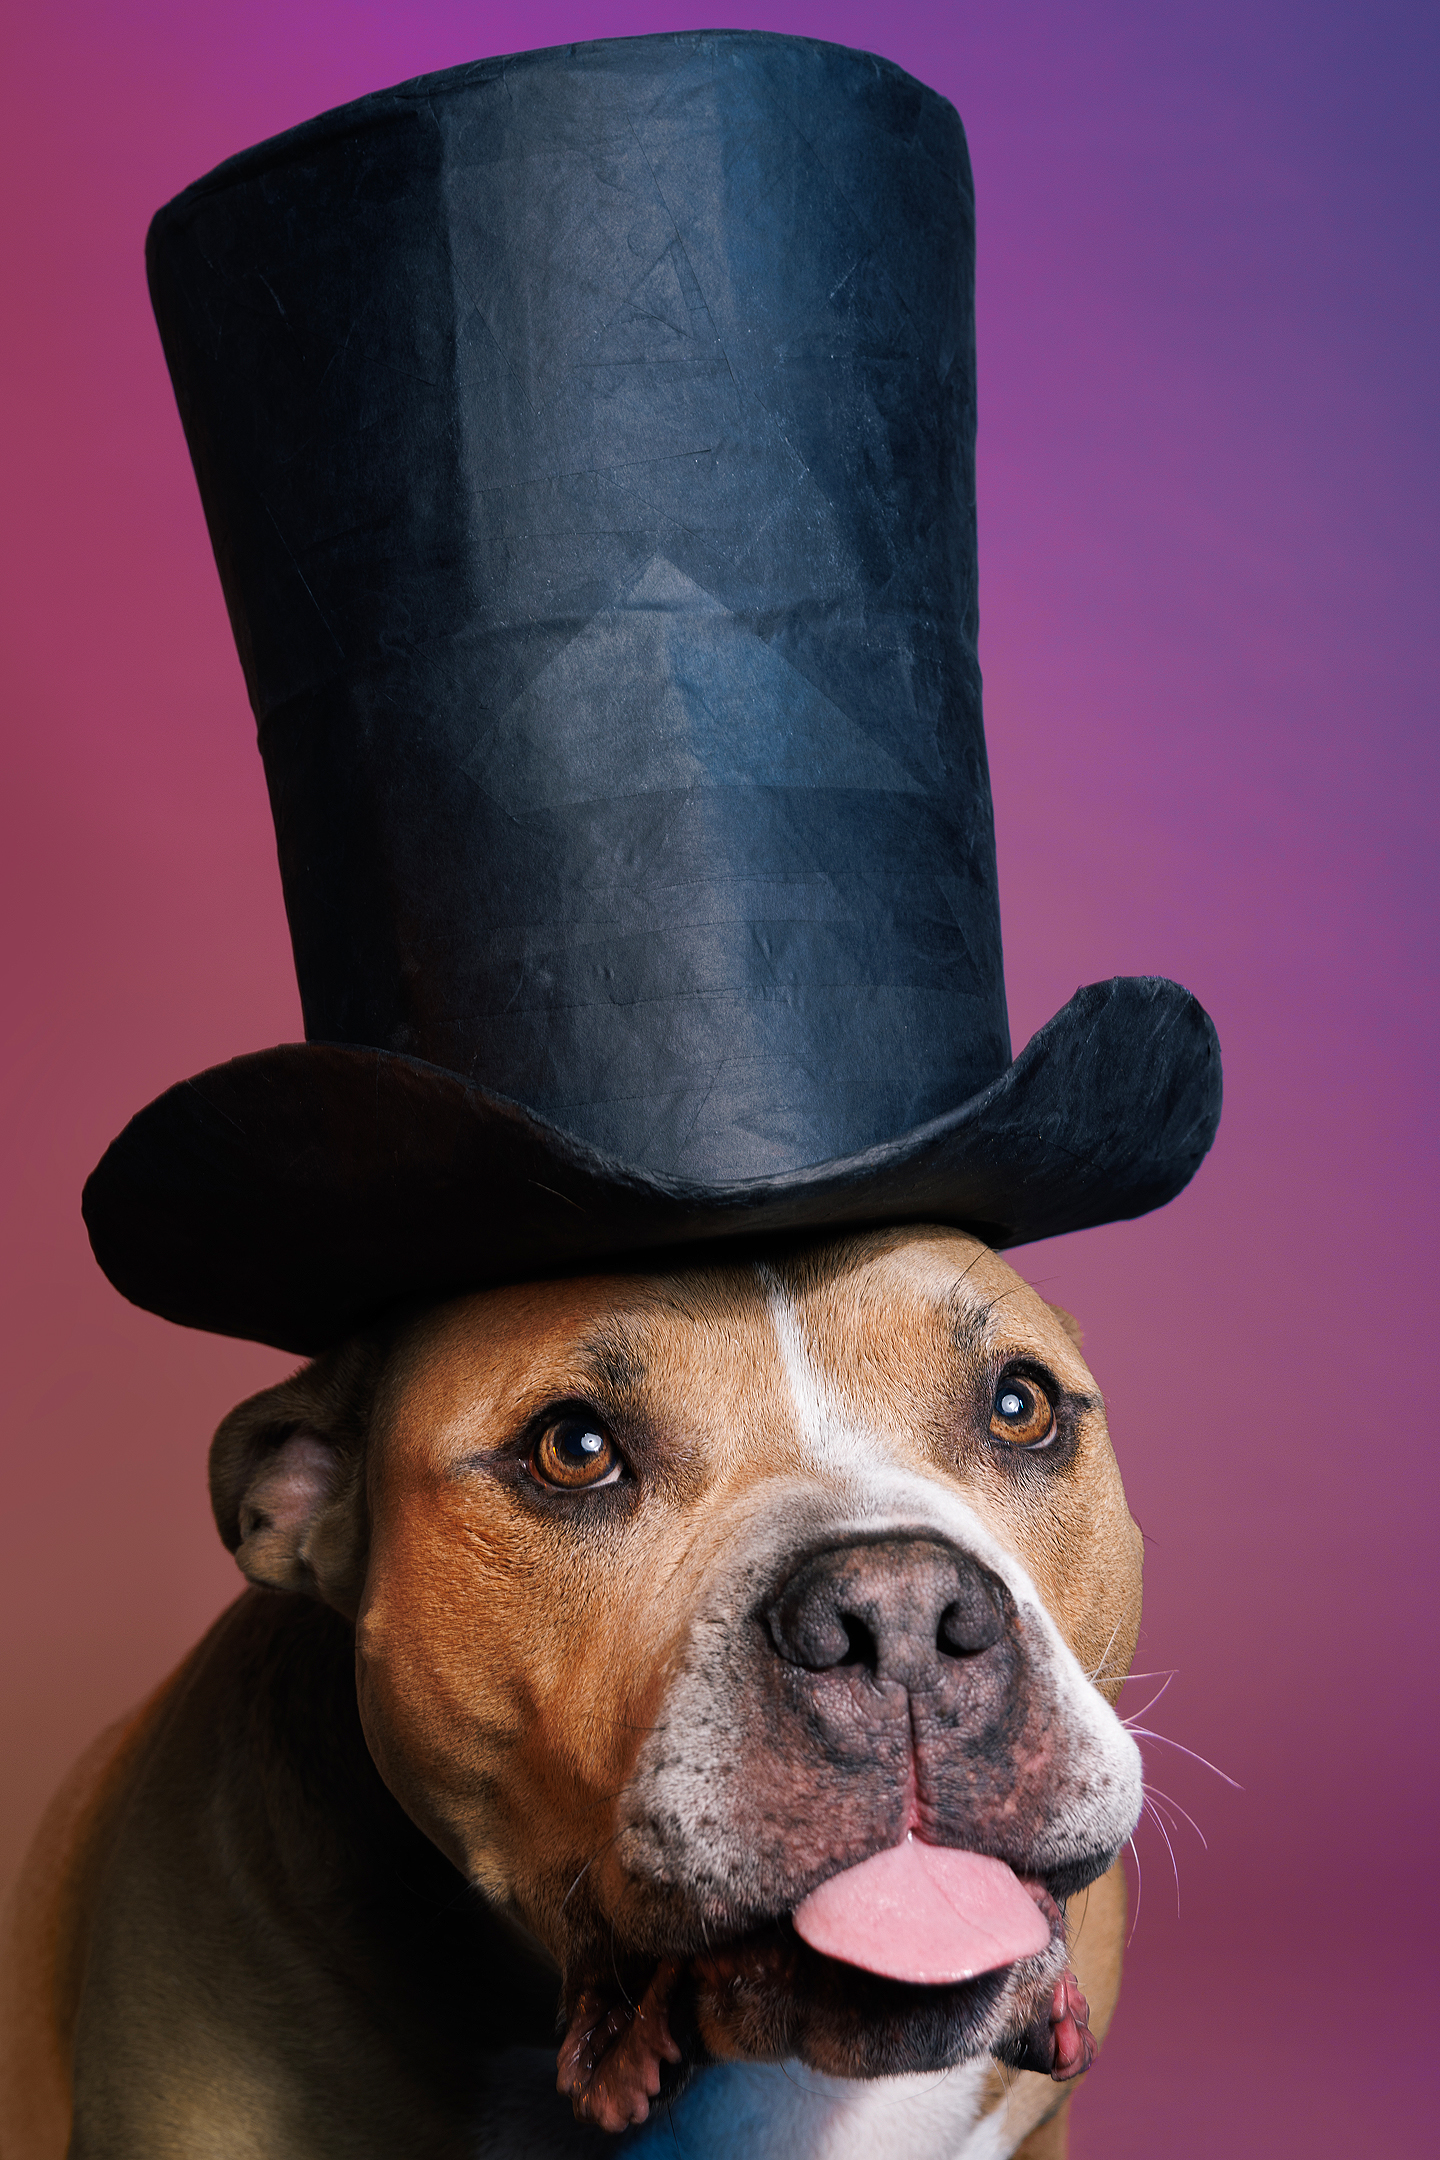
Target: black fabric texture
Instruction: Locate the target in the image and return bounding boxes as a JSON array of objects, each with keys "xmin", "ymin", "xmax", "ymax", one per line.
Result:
[
  {"xmin": 85, "ymin": 31, "xmax": 1222, "ymax": 1351},
  {"xmin": 86, "ymin": 977, "xmax": 1219, "ymax": 1355}
]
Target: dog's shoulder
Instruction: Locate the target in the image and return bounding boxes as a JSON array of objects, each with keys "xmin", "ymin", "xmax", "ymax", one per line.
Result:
[
  {"xmin": 8, "ymin": 1592, "xmax": 563, "ymax": 2157},
  {"xmin": 0, "ymin": 1651, "xmax": 190, "ymax": 2158}
]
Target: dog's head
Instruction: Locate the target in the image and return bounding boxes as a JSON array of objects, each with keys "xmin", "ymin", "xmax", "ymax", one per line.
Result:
[{"xmin": 211, "ymin": 1226, "xmax": 1143, "ymax": 2126}]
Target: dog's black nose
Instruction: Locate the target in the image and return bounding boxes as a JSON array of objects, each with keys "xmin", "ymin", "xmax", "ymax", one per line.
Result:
[{"xmin": 766, "ymin": 1538, "xmax": 1007, "ymax": 1689}]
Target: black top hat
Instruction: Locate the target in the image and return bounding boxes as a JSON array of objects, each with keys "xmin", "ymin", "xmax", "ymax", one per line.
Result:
[{"xmin": 83, "ymin": 30, "xmax": 1220, "ymax": 1355}]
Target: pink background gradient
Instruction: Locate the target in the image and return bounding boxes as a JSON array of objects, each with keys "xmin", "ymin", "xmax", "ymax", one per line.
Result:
[{"xmin": 2, "ymin": 3, "xmax": 1434, "ymax": 2149}]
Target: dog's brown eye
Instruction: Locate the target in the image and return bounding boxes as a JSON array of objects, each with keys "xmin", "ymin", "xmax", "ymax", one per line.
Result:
[
  {"xmin": 531, "ymin": 1414, "xmax": 622, "ymax": 1491},
  {"xmin": 990, "ymin": 1377, "xmax": 1055, "ymax": 1447}
]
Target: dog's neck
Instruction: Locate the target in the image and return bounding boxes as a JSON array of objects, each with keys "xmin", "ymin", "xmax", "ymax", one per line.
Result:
[{"xmin": 154, "ymin": 1594, "xmax": 558, "ymax": 2104}]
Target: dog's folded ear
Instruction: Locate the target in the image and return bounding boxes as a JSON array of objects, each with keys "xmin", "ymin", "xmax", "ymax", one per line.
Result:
[{"xmin": 209, "ymin": 1339, "xmax": 383, "ymax": 1618}]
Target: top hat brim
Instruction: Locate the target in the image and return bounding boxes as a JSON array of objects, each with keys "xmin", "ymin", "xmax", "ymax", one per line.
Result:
[{"xmin": 82, "ymin": 976, "xmax": 1220, "ymax": 1356}]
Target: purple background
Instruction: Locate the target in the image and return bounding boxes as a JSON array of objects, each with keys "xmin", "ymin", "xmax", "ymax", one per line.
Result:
[{"xmin": 3, "ymin": 3, "xmax": 1435, "ymax": 2150}]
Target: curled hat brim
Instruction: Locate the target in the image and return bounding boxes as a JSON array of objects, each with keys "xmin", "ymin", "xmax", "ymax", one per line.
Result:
[{"xmin": 82, "ymin": 976, "xmax": 1220, "ymax": 1355}]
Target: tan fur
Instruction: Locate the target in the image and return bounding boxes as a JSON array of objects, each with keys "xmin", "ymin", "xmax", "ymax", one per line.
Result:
[
  {"xmin": 1, "ymin": 1228, "xmax": 1142, "ymax": 2158},
  {"xmin": 0, "ymin": 1680, "xmax": 177, "ymax": 2160}
]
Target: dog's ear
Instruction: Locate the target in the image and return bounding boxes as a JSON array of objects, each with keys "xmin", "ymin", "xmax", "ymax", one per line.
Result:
[
  {"xmin": 209, "ymin": 1339, "xmax": 383, "ymax": 1618},
  {"xmin": 1045, "ymin": 1302, "xmax": 1085, "ymax": 1351}
]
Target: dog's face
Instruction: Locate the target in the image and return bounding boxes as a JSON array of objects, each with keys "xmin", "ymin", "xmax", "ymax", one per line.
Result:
[{"xmin": 214, "ymin": 1225, "xmax": 1143, "ymax": 2123}]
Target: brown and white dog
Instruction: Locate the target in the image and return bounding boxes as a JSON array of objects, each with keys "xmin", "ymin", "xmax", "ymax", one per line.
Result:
[{"xmin": 1, "ymin": 1225, "xmax": 1145, "ymax": 2159}]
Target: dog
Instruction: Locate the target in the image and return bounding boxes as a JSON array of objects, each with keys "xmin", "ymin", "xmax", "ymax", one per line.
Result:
[{"xmin": 1, "ymin": 1223, "xmax": 1144, "ymax": 2158}]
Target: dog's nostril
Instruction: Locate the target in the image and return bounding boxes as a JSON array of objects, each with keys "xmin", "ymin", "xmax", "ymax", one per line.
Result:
[
  {"xmin": 936, "ymin": 1588, "xmax": 1004, "ymax": 1659},
  {"xmin": 768, "ymin": 1603, "xmax": 875, "ymax": 1672},
  {"xmin": 836, "ymin": 1614, "xmax": 879, "ymax": 1669}
]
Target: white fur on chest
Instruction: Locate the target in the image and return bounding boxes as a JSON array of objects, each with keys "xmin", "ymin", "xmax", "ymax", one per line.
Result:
[
  {"xmin": 627, "ymin": 2057, "xmax": 1020, "ymax": 2160},
  {"xmin": 481, "ymin": 2051, "xmax": 1029, "ymax": 2159}
]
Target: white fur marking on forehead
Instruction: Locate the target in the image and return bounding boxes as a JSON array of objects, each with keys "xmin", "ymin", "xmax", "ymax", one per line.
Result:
[{"xmin": 758, "ymin": 1265, "xmax": 883, "ymax": 1482}]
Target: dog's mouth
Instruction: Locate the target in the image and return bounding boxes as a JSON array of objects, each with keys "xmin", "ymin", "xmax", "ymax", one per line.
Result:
[{"xmin": 556, "ymin": 1840, "xmax": 1098, "ymax": 2134}]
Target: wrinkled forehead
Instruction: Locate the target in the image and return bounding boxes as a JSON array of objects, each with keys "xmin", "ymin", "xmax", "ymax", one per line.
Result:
[{"xmin": 376, "ymin": 1228, "xmax": 1083, "ymax": 1461}]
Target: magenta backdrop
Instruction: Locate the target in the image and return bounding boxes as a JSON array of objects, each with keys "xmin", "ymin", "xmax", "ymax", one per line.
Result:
[{"xmin": 3, "ymin": 2, "xmax": 1435, "ymax": 2150}]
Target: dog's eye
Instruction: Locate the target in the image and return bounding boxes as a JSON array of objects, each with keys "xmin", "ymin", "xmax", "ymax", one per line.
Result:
[
  {"xmin": 530, "ymin": 1414, "xmax": 623, "ymax": 1491},
  {"xmin": 990, "ymin": 1376, "xmax": 1055, "ymax": 1447}
]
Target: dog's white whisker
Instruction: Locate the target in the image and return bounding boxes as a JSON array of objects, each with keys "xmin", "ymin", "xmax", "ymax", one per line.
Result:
[
  {"xmin": 1085, "ymin": 1598, "xmax": 1134, "ymax": 1686},
  {"xmin": 1140, "ymin": 1795, "xmax": 1183, "ymax": 1915},
  {"xmin": 1139, "ymin": 1789, "xmax": 1189, "ymax": 1842},
  {"xmin": 1125, "ymin": 1834, "xmax": 1145, "ymax": 1945},
  {"xmin": 1127, "ymin": 1727, "xmax": 1242, "ymax": 1789},
  {"xmin": 560, "ymin": 1828, "xmax": 627, "ymax": 1913},
  {"xmin": 1084, "ymin": 1570, "xmax": 1144, "ymax": 1687},
  {"xmin": 560, "ymin": 1859, "xmax": 596, "ymax": 1913},
  {"xmin": 1117, "ymin": 1670, "xmax": 1177, "ymax": 1723},
  {"xmin": 1139, "ymin": 1781, "xmax": 1210, "ymax": 1851}
]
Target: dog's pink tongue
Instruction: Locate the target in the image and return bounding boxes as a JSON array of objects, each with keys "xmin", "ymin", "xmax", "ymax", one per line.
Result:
[{"xmin": 792, "ymin": 1835, "xmax": 1051, "ymax": 1984}]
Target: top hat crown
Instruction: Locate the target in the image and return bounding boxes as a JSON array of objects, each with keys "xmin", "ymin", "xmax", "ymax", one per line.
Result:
[{"xmin": 84, "ymin": 31, "xmax": 1221, "ymax": 1353}]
